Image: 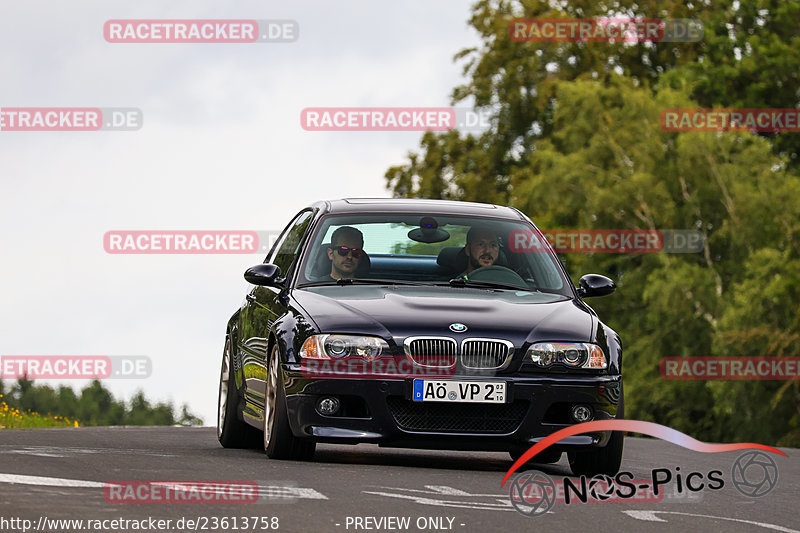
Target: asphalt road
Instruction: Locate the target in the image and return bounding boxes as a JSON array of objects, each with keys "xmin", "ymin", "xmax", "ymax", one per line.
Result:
[{"xmin": 0, "ymin": 427, "xmax": 797, "ymax": 533}]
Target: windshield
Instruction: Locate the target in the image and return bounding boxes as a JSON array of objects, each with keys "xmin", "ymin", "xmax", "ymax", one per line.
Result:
[{"xmin": 296, "ymin": 213, "xmax": 573, "ymax": 297}]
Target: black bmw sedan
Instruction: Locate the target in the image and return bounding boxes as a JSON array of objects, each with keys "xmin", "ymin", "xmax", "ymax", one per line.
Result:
[{"xmin": 217, "ymin": 198, "xmax": 624, "ymax": 476}]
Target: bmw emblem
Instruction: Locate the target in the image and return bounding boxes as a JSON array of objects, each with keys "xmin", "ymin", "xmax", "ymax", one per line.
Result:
[{"xmin": 449, "ymin": 323, "xmax": 468, "ymax": 333}]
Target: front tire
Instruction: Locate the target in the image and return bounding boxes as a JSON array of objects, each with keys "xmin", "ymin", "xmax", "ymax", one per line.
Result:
[
  {"xmin": 217, "ymin": 337, "xmax": 260, "ymax": 448},
  {"xmin": 263, "ymin": 345, "xmax": 315, "ymax": 460},
  {"xmin": 568, "ymin": 394, "xmax": 625, "ymax": 476}
]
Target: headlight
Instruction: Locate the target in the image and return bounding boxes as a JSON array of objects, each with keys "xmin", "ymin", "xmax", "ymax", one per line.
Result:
[
  {"xmin": 526, "ymin": 342, "xmax": 607, "ymax": 370},
  {"xmin": 300, "ymin": 334, "xmax": 389, "ymax": 360}
]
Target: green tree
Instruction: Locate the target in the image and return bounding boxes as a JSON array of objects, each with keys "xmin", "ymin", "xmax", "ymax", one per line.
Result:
[
  {"xmin": 56, "ymin": 386, "xmax": 80, "ymax": 420},
  {"xmin": 178, "ymin": 405, "xmax": 203, "ymax": 426},
  {"xmin": 0, "ymin": 379, "xmax": 203, "ymax": 427},
  {"xmin": 385, "ymin": 0, "xmax": 800, "ymax": 445},
  {"xmin": 78, "ymin": 381, "xmax": 125, "ymax": 425},
  {"xmin": 125, "ymin": 391, "xmax": 176, "ymax": 426},
  {"xmin": 388, "ymin": 0, "xmax": 800, "ymax": 201}
]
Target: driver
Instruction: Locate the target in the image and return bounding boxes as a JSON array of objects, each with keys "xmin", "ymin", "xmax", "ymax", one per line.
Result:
[
  {"xmin": 325, "ymin": 226, "xmax": 364, "ymax": 280},
  {"xmin": 462, "ymin": 227, "xmax": 500, "ymax": 275}
]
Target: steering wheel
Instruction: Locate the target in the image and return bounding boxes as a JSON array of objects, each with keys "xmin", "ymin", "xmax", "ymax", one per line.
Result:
[{"xmin": 466, "ymin": 265, "xmax": 528, "ymax": 286}]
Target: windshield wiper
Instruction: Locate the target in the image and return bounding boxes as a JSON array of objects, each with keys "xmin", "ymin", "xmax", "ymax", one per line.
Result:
[
  {"xmin": 446, "ymin": 277, "xmax": 538, "ymax": 292},
  {"xmin": 337, "ymin": 278, "xmax": 428, "ymax": 286},
  {"xmin": 301, "ymin": 278, "xmax": 427, "ymax": 287}
]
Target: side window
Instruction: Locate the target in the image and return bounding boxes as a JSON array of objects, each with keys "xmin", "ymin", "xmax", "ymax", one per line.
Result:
[{"xmin": 270, "ymin": 210, "xmax": 313, "ymax": 278}]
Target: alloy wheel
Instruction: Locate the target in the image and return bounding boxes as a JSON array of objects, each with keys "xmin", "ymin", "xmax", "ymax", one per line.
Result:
[
  {"xmin": 217, "ymin": 339, "xmax": 230, "ymax": 439},
  {"xmin": 264, "ymin": 347, "xmax": 279, "ymax": 448}
]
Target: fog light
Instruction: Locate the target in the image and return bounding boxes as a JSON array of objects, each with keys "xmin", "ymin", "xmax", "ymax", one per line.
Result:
[
  {"xmin": 317, "ymin": 397, "xmax": 340, "ymax": 415},
  {"xmin": 571, "ymin": 404, "xmax": 593, "ymax": 423}
]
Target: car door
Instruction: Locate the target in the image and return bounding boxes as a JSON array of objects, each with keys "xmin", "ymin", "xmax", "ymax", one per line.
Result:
[{"xmin": 239, "ymin": 209, "xmax": 314, "ymax": 418}]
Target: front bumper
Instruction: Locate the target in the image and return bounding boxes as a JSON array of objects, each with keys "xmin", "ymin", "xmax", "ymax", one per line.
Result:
[{"xmin": 282, "ymin": 364, "xmax": 622, "ymax": 452}]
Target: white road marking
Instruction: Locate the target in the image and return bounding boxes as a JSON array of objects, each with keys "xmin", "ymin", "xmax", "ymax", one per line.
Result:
[
  {"xmin": 257, "ymin": 486, "xmax": 328, "ymax": 500},
  {"xmin": 623, "ymin": 511, "xmax": 800, "ymax": 532},
  {"xmin": 372, "ymin": 486, "xmax": 505, "ymax": 498},
  {"xmin": 363, "ymin": 489, "xmax": 515, "ymax": 511},
  {"xmin": 0, "ymin": 475, "xmax": 327, "ymax": 500},
  {"xmin": 424, "ymin": 485, "xmax": 472, "ymax": 495},
  {"xmin": 0, "ymin": 445, "xmax": 176, "ymax": 457},
  {"xmin": 0, "ymin": 474, "xmax": 106, "ymax": 488}
]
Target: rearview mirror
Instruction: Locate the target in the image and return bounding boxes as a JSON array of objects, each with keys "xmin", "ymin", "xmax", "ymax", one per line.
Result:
[
  {"xmin": 577, "ymin": 274, "xmax": 616, "ymax": 298},
  {"xmin": 244, "ymin": 263, "xmax": 284, "ymax": 287}
]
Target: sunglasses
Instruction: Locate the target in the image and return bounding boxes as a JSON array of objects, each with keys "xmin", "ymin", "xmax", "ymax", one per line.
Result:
[{"xmin": 332, "ymin": 246, "xmax": 363, "ymax": 258}]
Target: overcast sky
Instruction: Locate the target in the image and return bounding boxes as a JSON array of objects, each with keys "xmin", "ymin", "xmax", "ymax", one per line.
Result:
[{"xmin": 0, "ymin": 1, "xmax": 482, "ymax": 424}]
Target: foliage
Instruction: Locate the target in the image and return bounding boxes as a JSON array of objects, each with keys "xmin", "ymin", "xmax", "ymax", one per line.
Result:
[
  {"xmin": 0, "ymin": 379, "xmax": 203, "ymax": 427},
  {"xmin": 385, "ymin": 0, "xmax": 800, "ymax": 445},
  {"xmin": 0, "ymin": 393, "xmax": 77, "ymax": 429}
]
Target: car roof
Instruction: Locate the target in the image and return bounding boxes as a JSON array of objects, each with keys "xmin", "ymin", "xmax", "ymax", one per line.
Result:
[{"xmin": 313, "ymin": 198, "xmax": 526, "ymax": 220}]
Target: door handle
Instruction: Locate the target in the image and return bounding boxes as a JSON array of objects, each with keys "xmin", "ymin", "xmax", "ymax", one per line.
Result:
[{"xmin": 246, "ymin": 294, "xmax": 256, "ymax": 302}]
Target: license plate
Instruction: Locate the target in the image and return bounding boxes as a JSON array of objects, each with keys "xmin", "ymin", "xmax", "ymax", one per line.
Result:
[{"xmin": 413, "ymin": 380, "xmax": 506, "ymax": 403}]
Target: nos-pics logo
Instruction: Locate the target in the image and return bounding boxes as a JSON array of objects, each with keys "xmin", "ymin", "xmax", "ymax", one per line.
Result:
[{"xmin": 509, "ymin": 451, "xmax": 779, "ymax": 517}]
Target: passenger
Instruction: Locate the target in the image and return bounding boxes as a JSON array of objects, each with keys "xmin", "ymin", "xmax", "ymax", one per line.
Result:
[
  {"xmin": 461, "ymin": 227, "xmax": 500, "ymax": 275},
  {"xmin": 325, "ymin": 226, "xmax": 364, "ymax": 280}
]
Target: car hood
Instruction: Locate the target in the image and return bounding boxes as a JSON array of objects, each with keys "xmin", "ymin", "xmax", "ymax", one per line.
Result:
[{"xmin": 292, "ymin": 285, "xmax": 595, "ymax": 346}]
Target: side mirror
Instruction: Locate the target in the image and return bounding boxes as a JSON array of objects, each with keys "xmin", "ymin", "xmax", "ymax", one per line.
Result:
[
  {"xmin": 577, "ymin": 274, "xmax": 616, "ymax": 298},
  {"xmin": 244, "ymin": 263, "xmax": 284, "ymax": 287}
]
